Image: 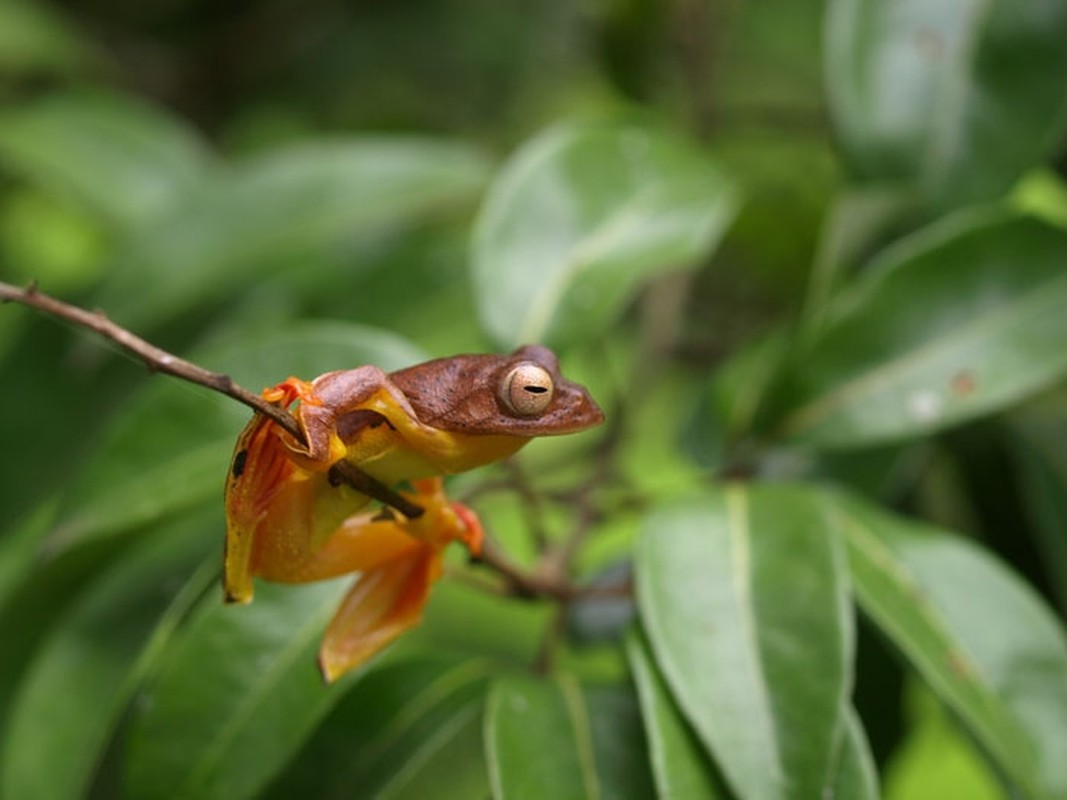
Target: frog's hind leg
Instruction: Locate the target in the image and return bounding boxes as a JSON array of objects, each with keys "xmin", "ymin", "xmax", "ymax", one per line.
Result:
[
  {"xmin": 271, "ymin": 512, "xmax": 423, "ymax": 584},
  {"xmin": 318, "ymin": 544, "xmax": 440, "ymax": 682},
  {"xmin": 224, "ymin": 387, "xmax": 303, "ymax": 603}
]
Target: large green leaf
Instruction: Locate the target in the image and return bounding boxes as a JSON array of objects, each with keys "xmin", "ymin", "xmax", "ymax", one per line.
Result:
[
  {"xmin": 883, "ymin": 683, "xmax": 1002, "ymax": 800},
  {"xmin": 836, "ymin": 493, "xmax": 1067, "ymax": 798},
  {"xmin": 801, "ymin": 186, "xmax": 918, "ymax": 336},
  {"xmin": 625, "ymin": 628, "xmax": 726, "ymax": 799},
  {"xmin": 635, "ymin": 484, "xmax": 852, "ymax": 800},
  {"xmin": 471, "ymin": 122, "xmax": 738, "ymax": 348},
  {"xmin": 1011, "ymin": 171, "xmax": 1067, "ymax": 231},
  {"xmin": 376, "ymin": 698, "xmax": 487, "ymax": 800},
  {"xmin": 96, "ymin": 138, "xmax": 489, "ymax": 329},
  {"xmin": 825, "ymin": 0, "xmax": 1067, "ymax": 208},
  {"xmin": 264, "ymin": 657, "xmax": 492, "ymax": 799},
  {"xmin": 0, "ymin": 513, "xmax": 215, "ymax": 800},
  {"xmin": 0, "ymin": 91, "xmax": 211, "ymax": 228},
  {"xmin": 771, "ymin": 211, "xmax": 1067, "ymax": 448},
  {"xmin": 0, "ymin": 0, "xmax": 100, "ymax": 76},
  {"xmin": 123, "ymin": 579, "xmax": 352, "ymax": 800},
  {"xmin": 485, "ymin": 674, "xmax": 654, "ymax": 800},
  {"xmin": 1008, "ymin": 408, "xmax": 1067, "ymax": 613},
  {"xmin": 45, "ymin": 322, "xmax": 425, "ymax": 553},
  {"xmin": 830, "ymin": 707, "xmax": 880, "ymax": 800}
]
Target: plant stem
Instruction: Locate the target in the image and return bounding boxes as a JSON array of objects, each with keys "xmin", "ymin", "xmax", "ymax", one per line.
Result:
[{"xmin": 0, "ymin": 280, "xmax": 424, "ymax": 518}]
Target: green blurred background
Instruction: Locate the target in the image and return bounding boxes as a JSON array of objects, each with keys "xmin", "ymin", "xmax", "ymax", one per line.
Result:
[{"xmin": 2, "ymin": 1, "xmax": 1067, "ymax": 798}]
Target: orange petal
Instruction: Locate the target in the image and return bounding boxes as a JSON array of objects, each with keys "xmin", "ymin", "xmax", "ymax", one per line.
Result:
[{"xmin": 318, "ymin": 545, "xmax": 441, "ymax": 683}]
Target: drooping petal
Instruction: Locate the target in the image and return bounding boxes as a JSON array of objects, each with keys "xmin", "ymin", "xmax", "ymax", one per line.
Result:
[{"xmin": 318, "ymin": 545, "xmax": 441, "ymax": 683}]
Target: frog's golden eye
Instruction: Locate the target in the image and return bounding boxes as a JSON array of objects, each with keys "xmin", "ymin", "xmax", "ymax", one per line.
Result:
[{"xmin": 500, "ymin": 363, "xmax": 554, "ymax": 417}]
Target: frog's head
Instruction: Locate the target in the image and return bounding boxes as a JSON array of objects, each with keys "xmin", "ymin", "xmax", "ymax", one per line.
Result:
[{"xmin": 389, "ymin": 345, "xmax": 604, "ymax": 437}]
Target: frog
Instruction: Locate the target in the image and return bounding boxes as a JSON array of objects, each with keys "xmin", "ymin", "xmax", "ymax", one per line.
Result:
[{"xmin": 223, "ymin": 344, "xmax": 604, "ymax": 680}]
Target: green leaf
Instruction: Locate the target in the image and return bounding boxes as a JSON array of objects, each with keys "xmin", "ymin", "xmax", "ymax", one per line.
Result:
[
  {"xmin": 96, "ymin": 138, "xmax": 490, "ymax": 330},
  {"xmin": 1008, "ymin": 409, "xmax": 1067, "ymax": 613},
  {"xmin": 0, "ymin": 90, "xmax": 211, "ymax": 228},
  {"xmin": 123, "ymin": 579, "xmax": 351, "ymax": 800},
  {"xmin": 701, "ymin": 330, "xmax": 789, "ymax": 450},
  {"xmin": 772, "ymin": 211, "xmax": 1067, "ymax": 448},
  {"xmin": 0, "ymin": 186, "xmax": 107, "ymax": 291},
  {"xmin": 0, "ymin": 500, "xmax": 57, "ymax": 612},
  {"xmin": 376, "ymin": 698, "xmax": 488, "ymax": 800},
  {"xmin": 485, "ymin": 674, "xmax": 654, "ymax": 800},
  {"xmin": 830, "ymin": 707, "xmax": 880, "ymax": 800},
  {"xmin": 0, "ymin": 0, "xmax": 100, "ymax": 76},
  {"xmin": 263, "ymin": 657, "xmax": 492, "ymax": 799},
  {"xmin": 883, "ymin": 682, "xmax": 1002, "ymax": 800},
  {"xmin": 0, "ymin": 513, "xmax": 215, "ymax": 800},
  {"xmin": 471, "ymin": 122, "xmax": 739, "ymax": 348},
  {"xmin": 0, "ymin": 529, "xmax": 134, "ymax": 744},
  {"xmin": 825, "ymin": 0, "xmax": 1067, "ymax": 208},
  {"xmin": 801, "ymin": 186, "xmax": 918, "ymax": 336},
  {"xmin": 1010, "ymin": 171, "xmax": 1067, "ymax": 230},
  {"xmin": 836, "ymin": 493, "xmax": 1067, "ymax": 798},
  {"xmin": 625, "ymin": 628, "xmax": 727, "ymax": 799},
  {"xmin": 46, "ymin": 322, "xmax": 425, "ymax": 552},
  {"xmin": 635, "ymin": 484, "xmax": 852, "ymax": 800}
]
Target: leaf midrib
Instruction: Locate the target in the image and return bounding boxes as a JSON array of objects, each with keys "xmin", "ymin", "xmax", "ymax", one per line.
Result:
[{"xmin": 841, "ymin": 509, "xmax": 1038, "ymax": 793}]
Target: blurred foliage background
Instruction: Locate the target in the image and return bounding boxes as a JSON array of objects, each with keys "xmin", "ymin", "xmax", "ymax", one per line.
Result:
[{"xmin": 1, "ymin": 0, "xmax": 1067, "ymax": 798}]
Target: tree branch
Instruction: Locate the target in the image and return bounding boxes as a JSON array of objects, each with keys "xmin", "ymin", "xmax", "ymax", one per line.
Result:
[{"xmin": 0, "ymin": 280, "xmax": 423, "ymax": 518}]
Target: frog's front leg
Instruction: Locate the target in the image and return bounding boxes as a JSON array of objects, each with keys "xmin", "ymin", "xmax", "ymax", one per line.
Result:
[{"xmin": 290, "ymin": 367, "xmax": 446, "ymax": 473}]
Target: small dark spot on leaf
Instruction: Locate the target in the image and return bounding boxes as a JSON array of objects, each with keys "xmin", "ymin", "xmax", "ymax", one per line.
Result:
[
  {"xmin": 951, "ymin": 371, "xmax": 976, "ymax": 397},
  {"xmin": 232, "ymin": 449, "xmax": 248, "ymax": 478},
  {"xmin": 916, "ymin": 28, "xmax": 944, "ymax": 61},
  {"xmin": 947, "ymin": 650, "xmax": 973, "ymax": 680}
]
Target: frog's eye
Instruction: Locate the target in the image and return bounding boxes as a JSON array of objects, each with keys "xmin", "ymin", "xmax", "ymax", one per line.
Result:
[{"xmin": 500, "ymin": 363, "xmax": 554, "ymax": 417}]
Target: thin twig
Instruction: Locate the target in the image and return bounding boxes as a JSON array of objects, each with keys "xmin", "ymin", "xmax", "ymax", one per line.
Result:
[
  {"xmin": 477, "ymin": 539, "xmax": 571, "ymax": 600},
  {"xmin": 534, "ymin": 606, "xmax": 566, "ymax": 675},
  {"xmin": 533, "ymin": 399, "xmax": 623, "ymax": 585},
  {"xmin": 0, "ymin": 280, "xmax": 423, "ymax": 518},
  {"xmin": 501, "ymin": 458, "xmax": 551, "ymax": 552},
  {"xmin": 475, "ymin": 537, "xmax": 632, "ymax": 602}
]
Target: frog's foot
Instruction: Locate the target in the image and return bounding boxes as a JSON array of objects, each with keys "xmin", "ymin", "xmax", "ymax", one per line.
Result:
[
  {"xmin": 449, "ymin": 501, "xmax": 484, "ymax": 557},
  {"xmin": 318, "ymin": 544, "xmax": 441, "ymax": 683}
]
